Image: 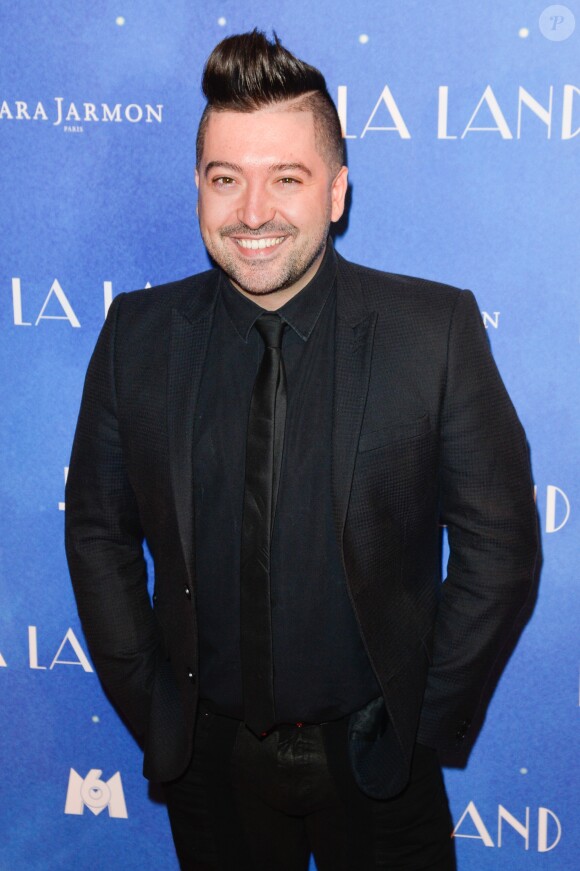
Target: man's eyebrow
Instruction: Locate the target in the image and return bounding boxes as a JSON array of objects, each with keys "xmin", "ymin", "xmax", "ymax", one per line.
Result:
[
  {"xmin": 204, "ymin": 161, "xmax": 313, "ymax": 178},
  {"xmin": 204, "ymin": 161, "xmax": 244, "ymax": 177},
  {"xmin": 269, "ymin": 162, "xmax": 312, "ymax": 176}
]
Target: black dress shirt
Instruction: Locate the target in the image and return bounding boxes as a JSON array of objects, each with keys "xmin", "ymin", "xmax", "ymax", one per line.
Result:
[{"xmin": 193, "ymin": 241, "xmax": 380, "ymax": 723}]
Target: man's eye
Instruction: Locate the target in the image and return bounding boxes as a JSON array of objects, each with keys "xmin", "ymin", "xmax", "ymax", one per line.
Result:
[
  {"xmin": 278, "ymin": 177, "xmax": 300, "ymax": 185},
  {"xmin": 213, "ymin": 176, "xmax": 235, "ymax": 186}
]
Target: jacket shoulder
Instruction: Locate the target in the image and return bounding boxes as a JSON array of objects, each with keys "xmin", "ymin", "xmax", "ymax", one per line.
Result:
[
  {"xmin": 337, "ymin": 253, "xmax": 463, "ymax": 313},
  {"xmin": 118, "ymin": 269, "xmax": 218, "ymax": 314}
]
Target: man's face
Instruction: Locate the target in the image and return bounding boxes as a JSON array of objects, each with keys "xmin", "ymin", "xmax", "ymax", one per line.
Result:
[{"xmin": 196, "ymin": 104, "xmax": 348, "ymax": 306}]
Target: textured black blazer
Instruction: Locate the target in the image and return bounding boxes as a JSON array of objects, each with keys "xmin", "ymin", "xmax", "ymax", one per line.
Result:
[{"xmin": 65, "ymin": 251, "xmax": 539, "ymax": 799}]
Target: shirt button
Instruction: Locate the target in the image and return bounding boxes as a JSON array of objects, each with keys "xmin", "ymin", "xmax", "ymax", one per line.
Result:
[
  {"xmin": 187, "ymin": 668, "xmax": 196, "ymax": 682},
  {"xmin": 184, "ymin": 587, "xmax": 191, "ymax": 599}
]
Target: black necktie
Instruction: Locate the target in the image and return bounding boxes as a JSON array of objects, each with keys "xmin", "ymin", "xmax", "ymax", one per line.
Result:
[{"xmin": 240, "ymin": 313, "xmax": 287, "ymax": 736}]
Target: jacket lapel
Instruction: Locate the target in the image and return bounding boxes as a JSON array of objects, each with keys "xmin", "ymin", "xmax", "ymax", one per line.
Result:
[
  {"xmin": 167, "ymin": 277, "xmax": 217, "ymax": 586},
  {"xmin": 332, "ymin": 256, "xmax": 377, "ymax": 547}
]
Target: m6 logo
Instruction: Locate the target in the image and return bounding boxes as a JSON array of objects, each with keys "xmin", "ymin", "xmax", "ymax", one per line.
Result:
[{"xmin": 64, "ymin": 768, "xmax": 128, "ymax": 818}]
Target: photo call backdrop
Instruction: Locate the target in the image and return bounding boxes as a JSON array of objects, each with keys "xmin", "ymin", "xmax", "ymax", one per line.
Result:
[{"xmin": 0, "ymin": 2, "xmax": 578, "ymax": 869}]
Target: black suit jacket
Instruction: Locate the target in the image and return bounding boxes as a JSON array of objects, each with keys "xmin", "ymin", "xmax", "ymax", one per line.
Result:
[{"xmin": 65, "ymin": 251, "xmax": 539, "ymax": 799}]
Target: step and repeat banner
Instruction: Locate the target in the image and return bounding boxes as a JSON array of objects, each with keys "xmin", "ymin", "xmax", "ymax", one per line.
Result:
[{"xmin": 0, "ymin": 2, "xmax": 577, "ymax": 869}]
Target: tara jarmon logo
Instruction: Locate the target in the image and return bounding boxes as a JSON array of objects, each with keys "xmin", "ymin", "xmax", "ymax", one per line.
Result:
[{"xmin": 0, "ymin": 97, "xmax": 163, "ymax": 127}]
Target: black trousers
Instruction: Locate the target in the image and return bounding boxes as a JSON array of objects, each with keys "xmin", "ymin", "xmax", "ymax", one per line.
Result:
[{"xmin": 163, "ymin": 706, "xmax": 457, "ymax": 871}]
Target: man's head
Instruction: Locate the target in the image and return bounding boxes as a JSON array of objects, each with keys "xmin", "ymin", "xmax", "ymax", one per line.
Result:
[
  {"xmin": 195, "ymin": 30, "xmax": 348, "ymax": 306},
  {"xmin": 196, "ymin": 30, "xmax": 345, "ymax": 176}
]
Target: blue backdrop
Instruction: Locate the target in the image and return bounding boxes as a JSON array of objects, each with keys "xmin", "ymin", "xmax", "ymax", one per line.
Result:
[{"xmin": 0, "ymin": 2, "xmax": 578, "ymax": 868}]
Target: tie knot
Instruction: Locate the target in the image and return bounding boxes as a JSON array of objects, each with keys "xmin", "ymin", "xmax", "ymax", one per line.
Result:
[{"xmin": 255, "ymin": 313, "xmax": 284, "ymax": 349}]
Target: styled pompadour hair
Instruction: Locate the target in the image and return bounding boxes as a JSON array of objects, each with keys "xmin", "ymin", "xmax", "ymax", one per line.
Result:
[{"xmin": 196, "ymin": 30, "xmax": 345, "ymax": 173}]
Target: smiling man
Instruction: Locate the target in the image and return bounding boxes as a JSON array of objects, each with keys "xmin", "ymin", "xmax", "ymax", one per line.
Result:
[
  {"xmin": 196, "ymin": 105, "xmax": 347, "ymax": 304},
  {"xmin": 66, "ymin": 30, "xmax": 538, "ymax": 871}
]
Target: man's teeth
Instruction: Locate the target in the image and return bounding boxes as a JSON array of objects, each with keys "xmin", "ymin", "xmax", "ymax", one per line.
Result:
[{"xmin": 236, "ymin": 237, "xmax": 284, "ymax": 250}]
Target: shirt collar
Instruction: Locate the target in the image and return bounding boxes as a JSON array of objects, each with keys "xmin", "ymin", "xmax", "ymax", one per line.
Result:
[{"xmin": 220, "ymin": 238, "xmax": 337, "ymax": 343}]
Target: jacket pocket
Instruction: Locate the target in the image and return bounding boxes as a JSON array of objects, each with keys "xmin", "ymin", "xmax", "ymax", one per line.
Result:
[{"xmin": 358, "ymin": 414, "xmax": 431, "ymax": 453}]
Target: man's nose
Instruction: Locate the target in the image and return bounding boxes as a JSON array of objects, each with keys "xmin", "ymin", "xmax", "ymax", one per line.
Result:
[{"xmin": 236, "ymin": 182, "xmax": 275, "ymax": 229}]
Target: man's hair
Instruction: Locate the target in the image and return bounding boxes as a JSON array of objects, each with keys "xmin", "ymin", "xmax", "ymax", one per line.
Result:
[{"xmin": 196, "ymin": 30, "xmax": 345, "ymax": 174}]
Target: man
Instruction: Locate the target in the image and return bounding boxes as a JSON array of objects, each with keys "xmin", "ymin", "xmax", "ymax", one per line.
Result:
[{"xmin": 66, "ymin": 30, "xmax": 538, "ymax": 871}]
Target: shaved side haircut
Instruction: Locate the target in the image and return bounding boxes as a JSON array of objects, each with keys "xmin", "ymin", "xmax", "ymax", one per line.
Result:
[{"xmin": 196, "ymin": 30, "xmax": 345, "ymax": 175}]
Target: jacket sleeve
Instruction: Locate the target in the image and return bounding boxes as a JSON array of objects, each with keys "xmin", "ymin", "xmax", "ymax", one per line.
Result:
[
  {"xmin": 65, "ymin": 294, "xmax": 159, "ymax": 738},
  {"xmin": 417, "ymin": 289, "xmax": 539, "ymax": 751}
]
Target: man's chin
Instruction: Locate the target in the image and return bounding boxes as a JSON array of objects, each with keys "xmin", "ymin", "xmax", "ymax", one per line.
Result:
[
  {"xmin": 209, "ymin": 237, "xmax": 326, "ymax": 298},
  {"xmin": 226, "ymin": 265, "xmax": 298, "ymax": 298}
]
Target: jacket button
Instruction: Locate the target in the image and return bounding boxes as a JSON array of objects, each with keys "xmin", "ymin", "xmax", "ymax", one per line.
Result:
[
  {"xmin": 455, "ymin": 720, "xmax": 471, "ymax": 740},
  {"xmin": 184, "ymin": 587, "xmax": 191, "ymax": 599},
  {"xmin": 187, "ymin": 668, "xmax": 196, "ymax": 683}
]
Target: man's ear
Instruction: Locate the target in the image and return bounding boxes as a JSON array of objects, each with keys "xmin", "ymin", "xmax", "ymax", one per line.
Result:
[{"xmin": 330, "ymin": 166, "xmax": 349, "ymax": 223}]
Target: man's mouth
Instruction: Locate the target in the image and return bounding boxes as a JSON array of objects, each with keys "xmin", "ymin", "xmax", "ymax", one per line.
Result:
[{"xmin": 234, "ymin": 237, "xmax": 286, "ymax": 250}]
